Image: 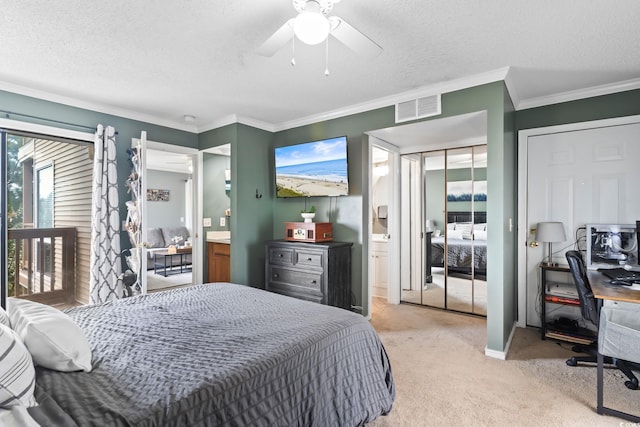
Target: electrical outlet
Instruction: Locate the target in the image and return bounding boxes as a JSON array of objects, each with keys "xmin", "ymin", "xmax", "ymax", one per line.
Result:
[
  {"xmin": 220, "ymin": 217, "xmax": 226, "ymax": 227},
  {"xmin": 203, "ymin": 218, "xmax": 212, "ymax": 227}
]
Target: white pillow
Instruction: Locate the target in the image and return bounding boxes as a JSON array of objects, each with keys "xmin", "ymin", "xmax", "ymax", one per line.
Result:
[
  {"xmin": 456, "ymin": 222, "xmax": 474, "ymax": 239},
  {"xmin": 448, "ymin": 229, "xmax": 463, "ymax": 240},
  {"xmin": 473, "ymin": 223, "xmax": 487, "ymax": 231},
  {"xmin": 7, "ymin": 298, "xmax": 92, "ymax": 372},
  {"xmin": 0, "ymin": 406, "xmax": 40, "ymax": 427},
  {"xmin": 446, "ymin": 222, "xmax": 456, "ymax": 230},
  {"xmin": 0, "ymin": 324, "xmax": 37, "ymax": 408},
  {"xmin": 0, "ymin": 307, "xmax": 10, "ymax": 328},
  {"xmin": 474, "ymin": 230, "xmax": 487, "ymax": 240}
]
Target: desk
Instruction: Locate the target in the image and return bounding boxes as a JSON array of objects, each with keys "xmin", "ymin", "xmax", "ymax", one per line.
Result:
[
  {"xmin": 587, "ymin": 271, "xmax": 640, "ymax": 304},
  {"xmin": 587, "ymin": 270, "xmax": 640, "ymax": 423}
]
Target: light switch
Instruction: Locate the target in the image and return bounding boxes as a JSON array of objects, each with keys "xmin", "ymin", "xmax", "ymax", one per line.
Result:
[
  {"xmin": 220, "ymin": 217, "xmax": 226, "ymax": 227},
  {"xmin": 203, "ymin": 218, "xmax": 212, "ymax": 227}
]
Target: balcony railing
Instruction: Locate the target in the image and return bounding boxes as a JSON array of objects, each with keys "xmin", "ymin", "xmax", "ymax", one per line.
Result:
[{"xmin": 7, "ymin": 227, "xmax": 76, "ymax": 305}]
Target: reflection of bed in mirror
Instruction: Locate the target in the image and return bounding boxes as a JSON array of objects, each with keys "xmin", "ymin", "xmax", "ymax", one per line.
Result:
[{"xmin": 430, "ymin": 211, "xmax": 487, "ymax": 279}]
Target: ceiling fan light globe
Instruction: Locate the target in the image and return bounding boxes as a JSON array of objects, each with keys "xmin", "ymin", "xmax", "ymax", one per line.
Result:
[{"xmin": 293, "ymin": 11, "xmax": 330, "ymax": 45}]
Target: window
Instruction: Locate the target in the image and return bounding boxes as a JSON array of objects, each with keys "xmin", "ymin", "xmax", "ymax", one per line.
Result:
[{"xmin": 36, "ymin": 163, "xmax": 54, "ymax": 228}]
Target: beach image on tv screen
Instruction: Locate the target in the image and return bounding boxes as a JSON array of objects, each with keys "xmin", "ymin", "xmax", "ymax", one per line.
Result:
[{"xmin": 275, "ymin": 136, "xmax": 348, "ymax": 197}]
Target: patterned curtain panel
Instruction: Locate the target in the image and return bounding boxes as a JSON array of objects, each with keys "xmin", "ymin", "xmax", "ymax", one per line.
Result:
[{"xmin": 89, "ymin": 125, "xmax": 122, "ymax": 304}]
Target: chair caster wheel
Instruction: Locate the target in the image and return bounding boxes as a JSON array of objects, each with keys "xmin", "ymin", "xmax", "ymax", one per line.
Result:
[
  {"xmin": 566, "ymin": 358, "xmax": 578, "ymax": 367},
  {"xmin": 624, "ymin": 379, "xmax": 638, "ymax": 390}
]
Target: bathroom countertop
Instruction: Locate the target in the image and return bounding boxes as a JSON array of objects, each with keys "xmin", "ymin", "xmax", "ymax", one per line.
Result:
[{"xmin": 207, "ymin": 231, "xmax": 230, "ymax": 244}]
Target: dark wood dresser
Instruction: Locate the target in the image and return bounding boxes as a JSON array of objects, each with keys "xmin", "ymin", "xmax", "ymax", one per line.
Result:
[{"xmin": 264, "ymin": 240, "xmax": 352, "ymax": 310}]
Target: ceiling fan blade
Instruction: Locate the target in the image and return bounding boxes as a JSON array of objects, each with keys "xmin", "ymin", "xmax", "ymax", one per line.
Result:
[
  {"xmin": 329, "ymin": 17, "xmax": 382, "ymax": 59},
  {"xmin": 255, "ymin": 19, "xmax": 295, "ymax": 57}
]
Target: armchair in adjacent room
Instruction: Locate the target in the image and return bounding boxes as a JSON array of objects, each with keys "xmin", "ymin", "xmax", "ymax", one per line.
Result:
[{"xmin": 564, "ymin": 250, "xmax": 638, "ymax": 390}]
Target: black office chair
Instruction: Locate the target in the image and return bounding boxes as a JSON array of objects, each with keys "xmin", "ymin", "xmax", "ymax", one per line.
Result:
[{"xmin": 564, "ymin": 250, "xmax": 639, "ymax": 390}]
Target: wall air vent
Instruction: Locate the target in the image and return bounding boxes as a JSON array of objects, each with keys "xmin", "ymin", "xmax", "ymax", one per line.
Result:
[{"xmin": 395, "ymin": 94, "xmax": 441, "ymax": 124}]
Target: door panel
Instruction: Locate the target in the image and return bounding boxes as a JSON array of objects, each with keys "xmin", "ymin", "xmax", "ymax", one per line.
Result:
[
  {"xmin": 524, "ymin": 122, "xmax": 640, "ymax": 326},
  {"xmin": 402, "ymin": 145, "xmax": 487, "ymax": 315}
]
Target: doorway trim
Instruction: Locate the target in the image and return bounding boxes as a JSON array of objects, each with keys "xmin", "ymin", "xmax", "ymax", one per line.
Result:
[
  {"xmin": 516, "ymin": 113, "xmax": 640, "ymax": 327},
  {"xmin": 136, "ymin": 139, "xmax": 203, "ymax": 287},
  {"xmin": 367, "ymin": 138, "xmax": 401, "ymax": 312}
]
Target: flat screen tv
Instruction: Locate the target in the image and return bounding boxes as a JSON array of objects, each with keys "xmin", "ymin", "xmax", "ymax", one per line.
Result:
[{"xmin": 275, "ymin": 136, "xmax": 349, "ymax": 198}]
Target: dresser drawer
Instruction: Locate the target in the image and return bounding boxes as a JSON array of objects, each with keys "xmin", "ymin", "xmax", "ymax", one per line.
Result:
[
  {"xmin": 268, "ymin": 266, "xmax": 323, "ymax": 294},
  {"xmin": 268, "ymin": 247, "xmax": 294, "ymax": 266},
  {"xmin": 266, "ymin": 284, "xmax": 324, "ymax": 304},
  {"xmin": 265, "ymin": 240, "xmax": 352, "ymax": 309},
  {"xmin": 295, "ymin": 250, "xmax": 324, "ymax": 269}
]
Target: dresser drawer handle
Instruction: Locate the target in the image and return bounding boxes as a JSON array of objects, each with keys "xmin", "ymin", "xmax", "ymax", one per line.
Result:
[
  {"xmin": 311, "ymin": 280, "xmax": 317, "ymax": 284},
  {"xmin": 307, "ymin": 257, "xmax": 312, "ymax": 261},
  {"xmin": 273, "ymin": 273, "xmax": 279, "ymax": 279},
  {"xmin": 278, "ymin": 253, "xmax": 283, "ymax": 257}
]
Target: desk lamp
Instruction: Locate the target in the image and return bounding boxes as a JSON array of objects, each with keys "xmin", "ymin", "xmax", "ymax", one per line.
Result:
[
  {"xmin": 425, "ymin": 220, "xmax": 435, "ymax": 233},
  {"xmin": 536, "ymin": 221, "xmax": 567, "ymax": 266}
]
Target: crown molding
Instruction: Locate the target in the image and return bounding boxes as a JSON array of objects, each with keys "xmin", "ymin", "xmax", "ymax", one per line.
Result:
[
  {"xmin": 198, "ymin": 114, "xmax": 275, "ymax": 133},
  {"xmin": 0, "ymin": 81, "xmax": 199, "ymax": 133},
  {"xmin": 4, "ymin": 69, "xmax": 639, "ymax": 137},
  {"xmin": 516, "ymin": 77, "xmax": 640, "ymax": 110},
  {"xmin": 270, "ymin": 67, "xmax": 511, "ymax": 132},
  {"xmin": 502, "ymin": 67, "xmax": 520, "ymax": 109}
]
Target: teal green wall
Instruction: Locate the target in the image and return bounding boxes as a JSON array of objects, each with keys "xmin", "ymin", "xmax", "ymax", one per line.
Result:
[
  {"xmin": 270, "ymin": 82, "xmax": 516, "ymax": 353},
  {"xmin": 198, "ymin": 123, "xmax": 273, "ymax": 287},
  {"xmin": 443, "ymin": 82, "xmax": 516, "ymax": 352},
  {"xmin": 202, "ymin": 153, "xmax": 231, "ymax": 233},
  {"xmin": 0, "ymin": 90, "xmax": 198, "ymax": 254},
  {"xmin": 202, "ymin": 153, "xmax": 231, "ymax": 279},
  {"xmin": 272, "ymin": 107, "xmax": 396, "ymax": 310},
  {"xmin": 19, "ymin": 82, "xmax": 640, "ymax": 355},
  {"xmin": 502, "ymin": 86, "xmax": 517, "ymax": 350},
  {"xmin": 515, "ymin": 89, "xmax": 640, "ymax": 131},
  {"xmin": 425, "ymin": 169, "xmax": 446, "ymax": 231}
]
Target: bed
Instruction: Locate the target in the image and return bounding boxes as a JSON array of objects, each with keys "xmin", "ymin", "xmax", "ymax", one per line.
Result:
[
  {"xmin": 7, "ymin": 283, "xmax": 395, "ymax": 426},
  {"xmin": 430, "ymin": 236, "xmax": 487, "ymax": 278},
  {"xmin": 429, "ymin": 211, "xmax": 488, "ymax": 279}
]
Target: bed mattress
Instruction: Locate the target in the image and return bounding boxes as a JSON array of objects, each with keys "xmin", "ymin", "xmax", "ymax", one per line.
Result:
[{"xmin": 33, "ymin": 283, "xmax": 394, "ymax": 426}]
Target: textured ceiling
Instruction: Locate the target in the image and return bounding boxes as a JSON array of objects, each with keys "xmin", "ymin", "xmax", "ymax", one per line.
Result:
[{"xmin": 0, "ymin": 0, "xmax": 639, "ymax": 134}]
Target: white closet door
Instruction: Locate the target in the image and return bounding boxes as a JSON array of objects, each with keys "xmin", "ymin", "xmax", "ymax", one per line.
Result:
[{"xmin": 524, "ymin": 122, "xmax": 640, "ymax": 326}]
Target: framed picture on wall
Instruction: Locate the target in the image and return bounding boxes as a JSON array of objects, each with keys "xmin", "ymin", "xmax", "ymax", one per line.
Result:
[{"xmin": 147, "ymin": 189, "xmax": 170, "ymax": 201}]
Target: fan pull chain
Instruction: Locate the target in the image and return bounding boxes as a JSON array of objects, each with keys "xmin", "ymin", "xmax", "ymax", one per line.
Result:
[
  {"xmin": 291, "ymin": 36, "xmax": 296, "ymax": 66},
  {"xmin": 324, "ymin": 37, "xmax": 330, "ymax": 76}
]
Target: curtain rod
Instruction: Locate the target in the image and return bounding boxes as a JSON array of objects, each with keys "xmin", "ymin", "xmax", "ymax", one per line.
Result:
[{"xmin": 0, "ymin": 109, "xmax": 114, "ymax": 134}]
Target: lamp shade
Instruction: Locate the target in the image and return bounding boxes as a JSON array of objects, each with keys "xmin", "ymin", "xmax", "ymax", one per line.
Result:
[
  {"xmin": 425, "ymin": 220, "xmax": 435, "ymax": 232},
  {"xmin": 535, "ymin": 222, "xmax": 566, "ymax": 243}
]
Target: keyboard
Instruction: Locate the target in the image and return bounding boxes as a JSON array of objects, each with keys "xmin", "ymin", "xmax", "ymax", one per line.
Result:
[{"xmin": 599, "ymin": 267, "xmax": 640, "ymax": 281}]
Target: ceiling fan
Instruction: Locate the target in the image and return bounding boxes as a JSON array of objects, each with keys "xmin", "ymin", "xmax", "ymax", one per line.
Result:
[{"xmin": 256, "ymin": 0, "xmax": 382, "ymax": 60}]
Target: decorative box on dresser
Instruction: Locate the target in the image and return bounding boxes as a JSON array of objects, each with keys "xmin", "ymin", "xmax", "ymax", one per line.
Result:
[{"xmin": 265, "ymin": 240, "xmax": 353, "ymax": 310}]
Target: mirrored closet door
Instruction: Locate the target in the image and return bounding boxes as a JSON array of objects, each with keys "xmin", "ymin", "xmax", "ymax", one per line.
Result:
[{"xmin": 400, "ymin": 145, "xmax": 487, "ymax": 315}]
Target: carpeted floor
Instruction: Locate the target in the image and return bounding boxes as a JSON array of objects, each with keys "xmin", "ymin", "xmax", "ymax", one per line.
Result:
[
  {"xmin": 146, "ymin": 271, "xmax": 192, "ymax": 291},
  {"xmin": 401, "ymin": 270, "xmax": 487, "ymax": 316},
  {"xmin": 368, "ymin": 298, "xmax": 639, "ymax": 426}
]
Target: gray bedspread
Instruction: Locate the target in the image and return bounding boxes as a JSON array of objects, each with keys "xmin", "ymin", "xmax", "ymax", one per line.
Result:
[
  {"xmin": 34, "ymin": 283, "xmax": 394, "ymax": 426},
  {"xmin": 431, "ymin": 237, "xmax": 487, "ymax": 274}
]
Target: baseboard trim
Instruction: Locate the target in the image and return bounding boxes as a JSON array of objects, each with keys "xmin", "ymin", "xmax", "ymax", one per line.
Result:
[{"xmin": 484, "ymin": 322, "xmax": 517, "ymax": 360}]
